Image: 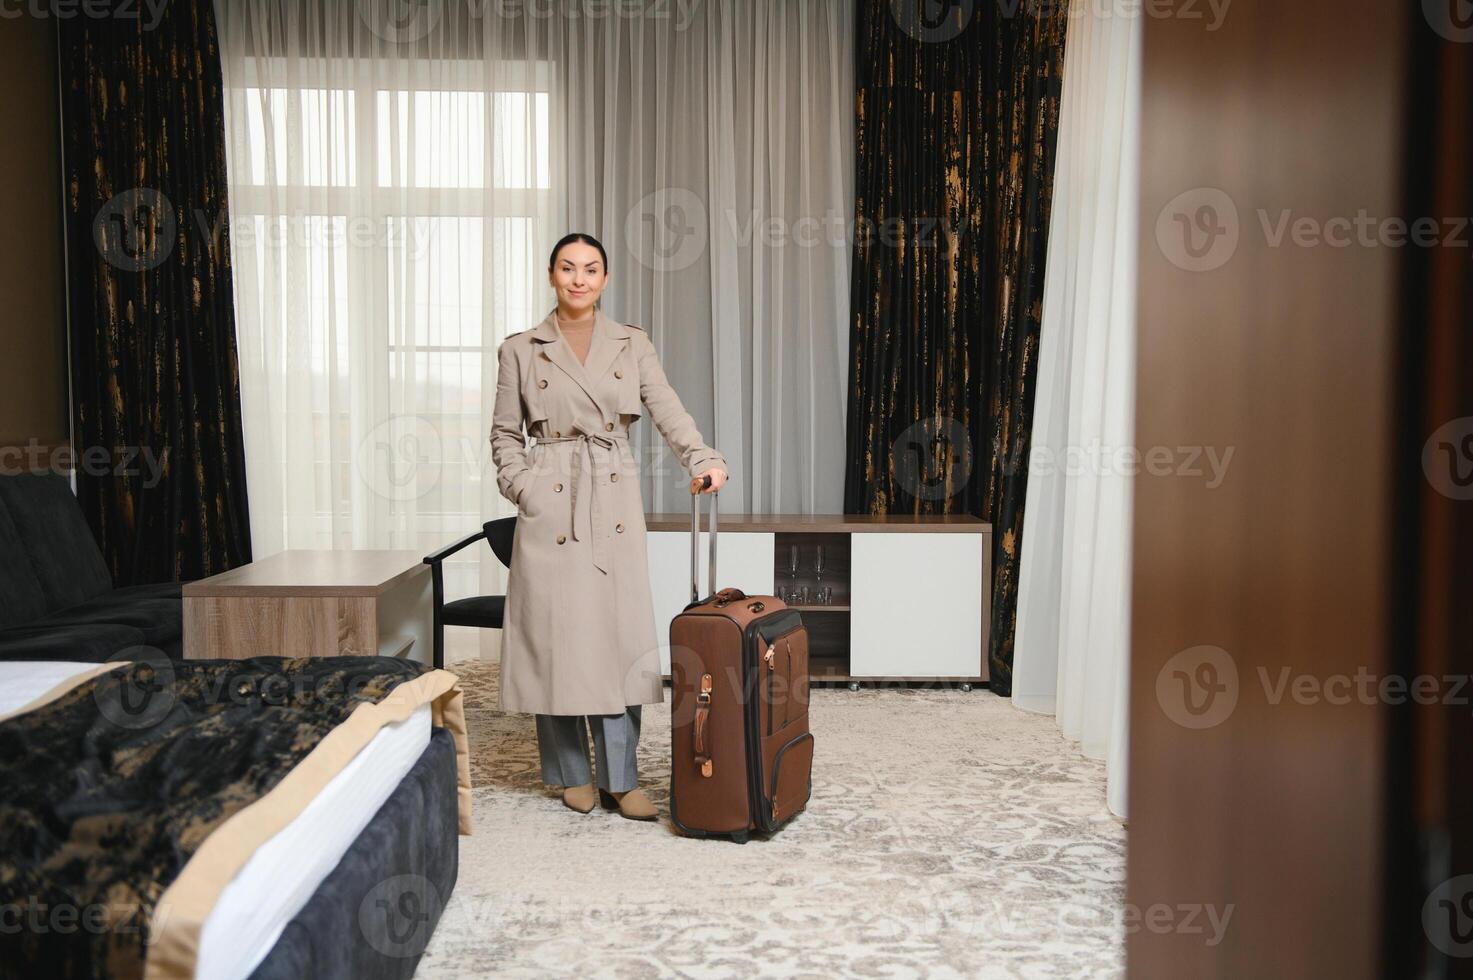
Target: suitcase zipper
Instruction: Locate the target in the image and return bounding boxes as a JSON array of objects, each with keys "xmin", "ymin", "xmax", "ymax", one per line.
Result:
[
  {"xmin": 742, "ymin": 610, "xmax": 803, "ymax": 828},
  {"xmin": 764, "ymin": 643, "xmax": 776, "ymax": 737},
  {"xmin": 781, "ymin": 637, "xmax": 793, "ymax": 732},
  {"xmin": 738, "ymin": 611, "xmax": 806, "ymax": 829},
  {"xmin": 767, "ymin": 632, "xmax": 802, "ymax": 737}
]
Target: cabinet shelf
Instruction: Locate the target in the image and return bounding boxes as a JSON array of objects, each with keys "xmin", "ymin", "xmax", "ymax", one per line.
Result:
[
  {"xmin": 809, "ymin": 658, "xmax": 850, "ymax": 680},
  {"xmin": 775, "ymin": 532, "xmax": 851, "ymax": 676}
]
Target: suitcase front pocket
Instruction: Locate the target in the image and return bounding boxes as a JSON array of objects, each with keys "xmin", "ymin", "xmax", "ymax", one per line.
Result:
[
  {"xmin": 767, "ymin": 730, "xmax": 814, "ymax": 828},
  {"xmin": 764, "ymin": 627, "xmax": 808, "ymax": 737},
  {"xmin": 786, "ymin": 633, "xmax": 809, "ymax": 718}
]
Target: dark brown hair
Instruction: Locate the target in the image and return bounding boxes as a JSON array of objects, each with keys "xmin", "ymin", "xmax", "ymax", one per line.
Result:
[{"xmin": 548, "ymin": 232, "xmax": 609, "ymax": 273}]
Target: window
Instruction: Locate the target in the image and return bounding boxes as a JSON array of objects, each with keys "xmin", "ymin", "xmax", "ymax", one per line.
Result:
[{"xmin": 229, "ymin": 59, "xmax": 551, "ymax": 552}]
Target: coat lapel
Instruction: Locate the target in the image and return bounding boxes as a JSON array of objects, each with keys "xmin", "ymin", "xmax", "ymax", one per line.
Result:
[
  {"xmin": 530, "ymin": 308, "xmax": 632, "ymax": 416},
  {"xmin": 584, "ymin": 309, "xmax": 629, "ymax": 387}
]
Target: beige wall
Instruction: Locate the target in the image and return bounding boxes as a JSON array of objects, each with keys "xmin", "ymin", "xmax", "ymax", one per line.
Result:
[{"xmin": 0, "ymin": 16, "xmax": 66, "ymax": 448}]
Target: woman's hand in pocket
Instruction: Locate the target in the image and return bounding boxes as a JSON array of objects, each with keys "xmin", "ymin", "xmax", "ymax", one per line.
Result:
[{"xmin": 515, "ymin": 477, "xmax": 539, "ymax": 518}]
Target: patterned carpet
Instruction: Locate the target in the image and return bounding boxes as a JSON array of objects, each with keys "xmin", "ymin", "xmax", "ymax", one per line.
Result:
[{"xmin": 416, "ymin": 659, "xmax": 1125, "ymax": 979}]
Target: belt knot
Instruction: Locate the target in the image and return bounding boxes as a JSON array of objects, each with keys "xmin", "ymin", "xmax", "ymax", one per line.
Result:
[{"xmin": 533, "ymin": 426, "xmax": 628, "ymax": 574}]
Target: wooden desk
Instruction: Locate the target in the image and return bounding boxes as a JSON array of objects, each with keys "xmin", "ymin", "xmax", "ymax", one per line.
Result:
[{"xmin": 183, "ymin": 550, "xmax": 433, "ymax": 663}]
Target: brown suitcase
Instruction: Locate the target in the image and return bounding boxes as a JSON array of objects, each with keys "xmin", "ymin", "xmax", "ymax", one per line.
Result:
[{"xmin": 668, "ymin": 476, "xmax": 814, "ymax": 842}]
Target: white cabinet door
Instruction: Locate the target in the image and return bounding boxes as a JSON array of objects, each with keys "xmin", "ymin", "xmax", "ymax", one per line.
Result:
[
  {"xmin": 646, "ymin": 530, "xmax": 775, "ymax": 674},
  {"xmin": 850, "ymin": 532, "xmax": 984, "ymax": 677}
]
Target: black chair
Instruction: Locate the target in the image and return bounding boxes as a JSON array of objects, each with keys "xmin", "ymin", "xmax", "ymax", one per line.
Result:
[{"xmin": 424, "ymin": 517, "xmax": 516, "ymax": 669}]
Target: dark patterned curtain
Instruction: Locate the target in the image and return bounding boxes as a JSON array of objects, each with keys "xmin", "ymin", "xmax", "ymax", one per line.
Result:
[
  {"xmin": 60, "ymin": 0, "xmax": 252, "ymax": 585},
  {"xmin": 844, "ymin": 0, "xmax": 1068, "ymax": 695}
]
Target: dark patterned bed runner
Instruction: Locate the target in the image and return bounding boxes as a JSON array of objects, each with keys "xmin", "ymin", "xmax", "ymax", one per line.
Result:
[{"xmin": 0, "ymin": 656, "xmax": 428, "ymax": 980}]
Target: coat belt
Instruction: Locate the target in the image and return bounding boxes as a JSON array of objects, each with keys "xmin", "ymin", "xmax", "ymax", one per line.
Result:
[{"xmin": 533, "ymin": 428, "xmax": 629, "ymax": 575}]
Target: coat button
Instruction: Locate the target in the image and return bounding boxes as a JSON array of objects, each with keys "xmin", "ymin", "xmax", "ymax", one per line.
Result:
[
  {"xmin": 605, "ymin": 421, "xmax": 614, "ymax": 431},
  {"xmin": 610, "ymin": 472, "xmax": 619, "ymax": 482},
  {"xmin": 538, "ymin": 379, "xmax": 548, "ymax": 388},
  {"xmin": 614, "ymin": 370, "xmax": 623, "ymax": 379},
  {"xmin": 616, "ymin": 523, "xmax": 624, "ymax": 532},
  {"xmin": 553, "ymin": 482, "xmax": 563, "ymax": 492},
  {"xmin": 556, "ymin": 534, "xmax": 566, "ymax": 544}
]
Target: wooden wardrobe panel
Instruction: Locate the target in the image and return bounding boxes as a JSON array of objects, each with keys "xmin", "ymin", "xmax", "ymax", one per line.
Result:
[{"xmin": 1129, "ymin": 1, "xmax": 1407, "ymax": 977}]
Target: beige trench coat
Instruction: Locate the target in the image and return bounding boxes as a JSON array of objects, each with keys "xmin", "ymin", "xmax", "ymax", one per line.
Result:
[{"xmin": 489, "ymin": 308, "xmax": 728, "ymax": 715}]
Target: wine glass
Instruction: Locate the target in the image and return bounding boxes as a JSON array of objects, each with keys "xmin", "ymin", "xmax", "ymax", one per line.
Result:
[{"xmin": 814, "ymin": 545, "xmax": 826, "ymax": 583}]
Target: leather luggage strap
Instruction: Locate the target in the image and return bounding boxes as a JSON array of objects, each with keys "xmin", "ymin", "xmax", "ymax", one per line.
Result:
[{"xmin": 693, "ymin": 672, "xmax": 714, "ymax": 777}]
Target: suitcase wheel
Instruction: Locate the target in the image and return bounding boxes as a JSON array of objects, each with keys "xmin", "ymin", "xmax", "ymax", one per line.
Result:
[{"xmin": 729, "ymin": 831, "xmax": 750, "ymax": 844}]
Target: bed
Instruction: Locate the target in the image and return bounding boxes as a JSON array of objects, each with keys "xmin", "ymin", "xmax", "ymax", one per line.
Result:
[{"xmin": 0, "ymin": 656, "xmax": 472, "ymax": 980}]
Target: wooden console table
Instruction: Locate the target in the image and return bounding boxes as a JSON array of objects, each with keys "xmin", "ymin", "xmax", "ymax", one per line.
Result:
[
  {"xmin": 644, "ymin": 514, "xmax": 991, "ymax": 686},
  {"xmin": 183, "ymin": 550, "xmax": 433, "ymax": 662}
]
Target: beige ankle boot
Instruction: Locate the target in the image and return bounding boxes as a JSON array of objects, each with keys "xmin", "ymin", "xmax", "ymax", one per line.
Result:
[
  {"xmin": 598, "ymin": 786, "xmax": 657, "ymax": 821},
  {"xmin": 562, "ymin": 782, "xmax": 597, "ymax": 813}
]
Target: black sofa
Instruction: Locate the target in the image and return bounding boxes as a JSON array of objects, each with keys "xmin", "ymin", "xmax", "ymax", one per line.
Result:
[{"xmin": 0, "ymin": 473, "xmax": 183, "ymax": 663}]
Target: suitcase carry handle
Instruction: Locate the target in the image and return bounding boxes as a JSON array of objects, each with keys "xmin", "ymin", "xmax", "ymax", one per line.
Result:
[
  {"xmin": 693, "ymin": 672, "xmax": 714, "ymax": 777},
  {"xmin": 689, "ymin": 473, "xmax": 718, "ymax": 603}
]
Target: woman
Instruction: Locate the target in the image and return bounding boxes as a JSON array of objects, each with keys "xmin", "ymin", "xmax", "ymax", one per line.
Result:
[{"xmin": 489, "ymin": 232, "xmax": 728, "ymax": 821}]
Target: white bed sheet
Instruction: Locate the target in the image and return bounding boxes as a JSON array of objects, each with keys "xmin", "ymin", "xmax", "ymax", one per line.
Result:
[
  {"xmin": 0, "ymin": 662, "xmax": 432, "ymax": 980},
  {"xmin": 201, "ymin": 701, "xmax": 431, "ymax": 980},
  {"xmin": 0, "ymin": 660, "xmax": 100, "ymax": 716}
]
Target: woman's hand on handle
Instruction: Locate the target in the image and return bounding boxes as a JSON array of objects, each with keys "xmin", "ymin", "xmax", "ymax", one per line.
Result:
[{"xmin": 690, "ymin": 468, "xmax": 727, "ymax": 494}]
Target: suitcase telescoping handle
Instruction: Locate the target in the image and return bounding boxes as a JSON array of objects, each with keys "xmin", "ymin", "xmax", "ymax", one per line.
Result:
[
  {"xmin": 689, "ymin": 473, "xmax": 719, "ymax": 604},
  {"xmin": 689, "ymin": 477, "xmax": 719, "ymax": 778}
]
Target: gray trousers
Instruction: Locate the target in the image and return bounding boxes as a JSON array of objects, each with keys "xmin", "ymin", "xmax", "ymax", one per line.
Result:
[{"xmin": 534, "ymin": 706, "xmax": 642, "ymax": 793}]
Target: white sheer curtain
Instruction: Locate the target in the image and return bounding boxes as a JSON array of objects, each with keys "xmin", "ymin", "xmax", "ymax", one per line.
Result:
[
  {"xmin": 215, "ymin": 1, "xmax": 556, "ymax": 615},
  {"xmin": 553, "ymin": 0, "xmax": 854, "ymax": 515},
  {"xmin": 214, "ymin": 1, "xmax": 854, "ymax": 615},
  {"xmin": 1012, "ymin": 1, "xmax": 1140, "ymax": 819}
]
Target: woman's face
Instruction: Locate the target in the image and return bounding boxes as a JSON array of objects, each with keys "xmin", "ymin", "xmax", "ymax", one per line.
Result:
[{"xmin": 548, "ymin": 241, "xmax": 608, "ymax": 316}]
